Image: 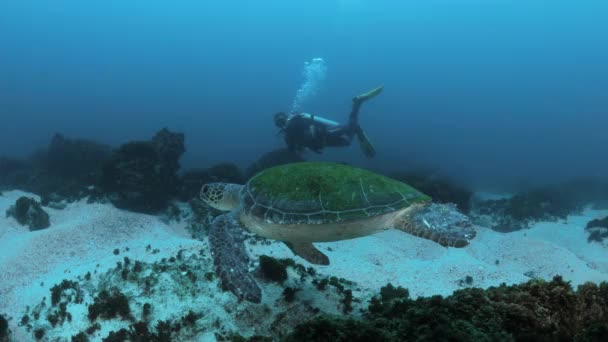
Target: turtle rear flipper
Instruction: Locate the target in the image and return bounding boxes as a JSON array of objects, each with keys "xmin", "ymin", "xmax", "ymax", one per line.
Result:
[
  {"xmin": 284, "ymin": 242, "xmax": 330, "ymax": 265},
  {"xmin": 208, "ymin": 212, "xmax": 262, "ymax": 303},
  {"xmin": 394, "ymin": 203, "xmax": 476, "ymax": 248}
]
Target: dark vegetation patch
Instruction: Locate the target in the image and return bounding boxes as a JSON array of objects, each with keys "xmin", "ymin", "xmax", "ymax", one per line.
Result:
[
  {"xmin": 87, "ymin": 289, "xmax": 132, "ymax": 321},
  {"xmin": 259, "ymin": 255, "xmax": 289, "ymax": 283},
  {"xmin": 0, "ymin": 314, "xmax": 8, "ymax": 341},
  {"xmin": 99, "ymin": 311, "xmax": 202, "ymax": 342},
  {"xmin": 283, "ymin": 276, "xmax": 608, "ymax": 342}
]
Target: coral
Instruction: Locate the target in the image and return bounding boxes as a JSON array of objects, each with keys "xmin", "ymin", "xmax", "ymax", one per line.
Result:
[
  {"xmin": 100, "ymin": 128, "xmax": 185, "ymax": 214},
  {"xmin": 5, "ymin": 196, "xmax": 50, "ymax": 230}
]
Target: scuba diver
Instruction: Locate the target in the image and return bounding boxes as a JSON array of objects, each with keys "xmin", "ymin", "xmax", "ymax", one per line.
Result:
[{"xmin": 274, "ymin": 86, "xmax": 383, "ymax": 158}]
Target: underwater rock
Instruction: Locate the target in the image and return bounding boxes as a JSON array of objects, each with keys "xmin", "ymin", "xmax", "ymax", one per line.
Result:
[
  {"xmin": 6, "ymin": 196, "xmax": 50, "ymax": 230},
  {"xmin": 100, "ymin": 128, "xmax": 185, "ymax": 214},
  {"xmin": 177, "ymin": 163, "xmax": 244, "ymax": 201},
  {"xmin": 245, "ymin": 148, "xmax": 304, "ymax": 179},
  {"xmin": 390, "ymin": 169, "xmax": 473, "ymax": 213},
  {"xmin": 586, "ymin": 216, "xmax": 608, "ymax": 243}
]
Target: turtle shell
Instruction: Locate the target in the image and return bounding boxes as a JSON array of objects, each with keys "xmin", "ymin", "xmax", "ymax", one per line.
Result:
[{"xmin": 240, "ymin": 162, "xmax": 430, "ymax": 224}]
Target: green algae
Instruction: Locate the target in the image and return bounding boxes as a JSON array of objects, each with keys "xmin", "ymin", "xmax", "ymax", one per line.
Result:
[{"xmin": 249, "ymin": 162, "xmax": 429, "ymax": 214}]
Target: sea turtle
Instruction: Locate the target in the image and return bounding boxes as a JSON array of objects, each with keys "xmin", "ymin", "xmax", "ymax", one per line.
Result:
[{"xmin": 200, "ymin": 162, "xmax": 476, "ymax": 303}]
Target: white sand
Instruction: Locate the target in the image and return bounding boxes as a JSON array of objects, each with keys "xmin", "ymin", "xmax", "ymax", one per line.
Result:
[
  {"xmin": 1, "ymin": 190, "xmax": 607, "ymax": 340},
  {"xmin": 0, "ymin": 191, "xmax": 203, "ymax": 341}
]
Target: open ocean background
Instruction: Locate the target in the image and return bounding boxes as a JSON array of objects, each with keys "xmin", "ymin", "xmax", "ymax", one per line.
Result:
[{"xmin": 1, "ymin": 0, "xmax": 607, "ymax": 190}]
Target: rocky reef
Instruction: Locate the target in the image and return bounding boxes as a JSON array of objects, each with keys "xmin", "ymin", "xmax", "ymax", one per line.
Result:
[
  {"xmin": 471, "ymin": 179, "xmax": 608, "ymax": 232},
  {"xmin": 0, "ymin": 134, "xmax": 112, "ymax": 204},
  {"xmin": 100, "ymin": 128, "xmax": 185, "ymax": 214}
]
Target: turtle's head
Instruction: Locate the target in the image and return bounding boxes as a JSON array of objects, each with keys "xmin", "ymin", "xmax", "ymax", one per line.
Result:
[{"xmin": 200, "ymin": 183, "xmax": 242, "ymax": 211}]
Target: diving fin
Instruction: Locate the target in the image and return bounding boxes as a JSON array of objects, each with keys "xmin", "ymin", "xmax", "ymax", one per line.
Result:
[
  {"xmin": 356, "ymin": 127, "xmax": 376, "ymax": 158},
  {"xmin": 354, "ymin": 85, "xmax": 384, "ymax": 103}
]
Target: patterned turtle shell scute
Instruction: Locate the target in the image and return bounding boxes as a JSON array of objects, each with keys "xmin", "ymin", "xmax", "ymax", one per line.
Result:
[{"xmin": 241, "ymin": 162, "xmax": 431, "ymax": 225}]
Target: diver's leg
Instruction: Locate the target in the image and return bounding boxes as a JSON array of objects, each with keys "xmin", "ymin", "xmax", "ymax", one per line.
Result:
[
  {"xmin": 347, "ymin": 85, "xmax": 384, "ymax": 133},
  {"xmin": 324, "ymin": 132, "xmax": 351, "ymax": 147},
  {"xmin": 355, "ymin": 126, "xmax": 376, "ymax": 158}
]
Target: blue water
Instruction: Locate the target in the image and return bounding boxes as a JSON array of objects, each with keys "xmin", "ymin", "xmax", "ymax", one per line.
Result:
[{"xmin": 1, "ymin": 0, "xmax": 607, "ymax": 189}]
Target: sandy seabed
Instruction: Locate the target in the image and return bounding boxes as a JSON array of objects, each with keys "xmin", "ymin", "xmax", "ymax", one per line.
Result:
[{"xmin": 1, "ymin": 190, "xmax": 606, "ymax": 340}]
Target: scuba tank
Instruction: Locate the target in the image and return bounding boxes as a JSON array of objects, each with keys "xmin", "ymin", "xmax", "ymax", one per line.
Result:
[{"xmin": 298, "ymin": 113, "xmax": 340, "ymax": 127}]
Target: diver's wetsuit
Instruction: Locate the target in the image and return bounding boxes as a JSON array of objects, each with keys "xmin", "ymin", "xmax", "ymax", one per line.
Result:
[{"xmin": 283, "ymin": 99, "xmax": 363, "ymax": 153}]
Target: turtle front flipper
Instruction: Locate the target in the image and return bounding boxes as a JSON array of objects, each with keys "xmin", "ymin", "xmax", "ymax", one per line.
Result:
[
  {"xmin": 394, "ymin": 202, "xmax": 476, "ymax": 248},
  {"xmin": 284, "ymin": 242, "xmax": 330, "ymax": 265},
  {"xmin": 208, "ymin": 212, "xmax": 262, "ymax": 303}
]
